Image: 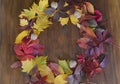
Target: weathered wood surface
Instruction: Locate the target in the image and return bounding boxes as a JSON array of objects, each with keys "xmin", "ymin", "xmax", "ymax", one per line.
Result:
[{"xmin": 0, "ymin": 0, "xmax": 120, "ymax": 84}]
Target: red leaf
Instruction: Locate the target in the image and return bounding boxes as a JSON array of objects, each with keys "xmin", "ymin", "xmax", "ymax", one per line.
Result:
[
  {"xmin": 21, "ymin": 55, "xmax": 35, "ymax": 61},
  {"xmin": 77, "ymin": 37, "xmax": 90, "ymax": 49}
]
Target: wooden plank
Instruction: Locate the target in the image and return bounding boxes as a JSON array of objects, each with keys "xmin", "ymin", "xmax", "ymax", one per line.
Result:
[{"xmin": 0, "ymin": 0, "xmax": 120, "ymax": 84}]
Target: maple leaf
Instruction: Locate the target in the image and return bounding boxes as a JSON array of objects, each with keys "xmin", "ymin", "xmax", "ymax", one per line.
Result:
[
  {"xmin": 59, "ymin": 60, "xmax": 73, "ymax": 75},
  {"xmin": 34, "ymin": 56, "xmax": 47, "ymax": 67},
  {"xmin": 54, "ymin": 74, "xmax": 68, "ymax": 84},
  {"xmin": 32, "ymin": 16, "xmax": 52, "ymax": 32},
  {"xmin": 39, "ymin": 0, "xmax": 49, "ymax": 11},
  {"xmin": 19, "ymin": 8, "xmax": 36, "ymax": 20},
  {"xmin": 21, "ymin": 59, "xmax": 35, "ymax": 73},
  {"xmin": 15, "ymin": 30, "xmax": 29, "ymax": 44}
]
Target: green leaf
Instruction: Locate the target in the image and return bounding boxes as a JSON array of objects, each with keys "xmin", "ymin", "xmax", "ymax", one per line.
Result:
[
  {"xmin": 34, "ymin": 56, "xmax": 47, "ymax": 67},
  {"xmin": 59, "ymin": 60, "xmax": 73, "ymax": 75}
]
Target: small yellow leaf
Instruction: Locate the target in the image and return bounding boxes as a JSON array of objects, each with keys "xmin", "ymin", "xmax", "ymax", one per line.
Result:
[
  {"xmin": 15, "ymin": 30, "xmax": 29, "ymax": 44},
  {"xmin": 20, "ymin": 19, "xmax": 28, "ymax": 26},
  {"xmin": 70, "ymin": 15, "xmax": 79, "ymax": 25},
  {"xmin": 59, "ymin": 17, "xmax": 69, "ymax": 26},
  {"xmin": 39, "ymin": 0, "xmax": 49, "ymax": 11},
  {"xmin": 21, "ymin": 59, "xmax": 35, "ymax": 73},
  {"xmin": 54, "ymin": 74, "xmax": 68, "ymax": 84}
]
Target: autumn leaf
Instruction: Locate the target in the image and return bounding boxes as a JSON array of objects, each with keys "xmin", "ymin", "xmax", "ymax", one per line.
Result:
[
  {"xmin": 20, "ymin": 19, "xmax": 28, "ymax": 26},
  {"xmin": 48, "ymin": 63, "xmax": 64, "ymax": 76},
  {"xmin": 34, "ymin": 56, "xmax": 47, "ymax": 67},
  {"xmin": 59, "ymin": 60, "xmax": 73, "ymax": 75},
  {"xmin": 19, "ymin": 9, "xmax": 36, "ymax": 20},
  {"xmin": 15, "ymin": 30, "xmax": 29, "ymax": 44},
  {"xmin": 70, "ymin": 15, "xmax": 79, "ymax": 25},
  {"xmin": 32, "ymin": 16, "xmax": 52, "ymax": 32},
  {"xmin": 39, "ymin": 65, "xmax": 55, "ymax": 83},
  {"xmin": 21, "ymin": 59, "xmax": 35, "ymax": 73},
  {"xmin": 54, "ymin": 74, "xmax": 68, "ymax": 84},
  {"xmin": 85, "ymin": 27, "xmax": 97, "ymax": 38},
  {"xmin": 85, "ymin": 2, "xmax": 94, "ymax": 14},
  {"xmin": 39, "ymin": 0, "xmax": 49, "ymax": 11},
  {"xmin": 59, "ymin": 17, "xmax": 69, "ymax": 26}
]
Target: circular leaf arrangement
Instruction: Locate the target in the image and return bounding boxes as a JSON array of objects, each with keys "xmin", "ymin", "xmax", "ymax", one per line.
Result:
[{"xmin": 11, "ymin": 0, "xmax": 113, "ymax": 84}]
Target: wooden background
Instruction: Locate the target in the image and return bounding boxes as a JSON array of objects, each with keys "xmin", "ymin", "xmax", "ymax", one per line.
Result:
[{"xmin": 0, "ymin": 0, "xmax": 120, "ymax": 84}]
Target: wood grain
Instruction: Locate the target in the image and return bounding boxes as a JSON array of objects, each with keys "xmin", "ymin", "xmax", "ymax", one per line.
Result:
[{"xmin": 0, "ymin": 0, "xmax": 120, "ymax": 84}]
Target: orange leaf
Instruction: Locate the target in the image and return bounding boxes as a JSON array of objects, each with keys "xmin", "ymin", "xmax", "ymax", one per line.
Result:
[
  {"xmin": 85, "ymin": 2, "xmax": 94, "ymax": 14},
  {"xmin": 85, "ymin": 27, "xmax": 96, "ymax": 38}
]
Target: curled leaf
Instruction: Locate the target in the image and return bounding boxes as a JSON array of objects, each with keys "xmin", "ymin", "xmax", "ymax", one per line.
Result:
[
  {"xmin": 54, "ymin": 74, "xmax": 68, "ymax": 84},
  {"xmin": 39, "ymin": 65, "xmax": 55, "ymax": 83},
  {"xmin": 85, "ymin": 2, "xmax": 94, "ymax": 14},
  {"xmin": 15, "ymin": 30, "xmax": 29, "ymax": 44}
]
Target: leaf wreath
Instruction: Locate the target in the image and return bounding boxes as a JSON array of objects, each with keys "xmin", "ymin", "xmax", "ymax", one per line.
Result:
[{"xmin": 11, "ymin": 0, "xmax": 113, "ymax": 84}]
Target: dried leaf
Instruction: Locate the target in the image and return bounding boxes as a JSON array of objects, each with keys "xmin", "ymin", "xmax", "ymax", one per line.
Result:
[
  {"xmin": 85, "ymin": 2, "xmax": 94, "ymax": 14},
  {"xmin": 48, "ymin": 63, "xmax": 64, "ymax": 76},
  {"xmin": 54, "ymin": 74, "xmax": 68, "ymax": 84},
  {"xmin": 85, "ymin": 27, "xmax": 96, "ymax": 38}
]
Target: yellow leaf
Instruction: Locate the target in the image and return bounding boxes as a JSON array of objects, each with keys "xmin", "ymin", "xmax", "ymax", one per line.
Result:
[
  {"xmin": 54, "ymin": 74, "xmax": 68, "ymax": 84},
  {"xmin": 39, "ymin": 0, "xmax": 48, "ymax": 11},
  {"xmin": 19, "ymin": 9, "xmax": 36, "ymax": 20},
  {"xmin": 59, "ymin": 17, "xmax": 69, "ymax": 26},
  {"xmin": 39, "ymin": 65, "xmax": 55, "ymax": 83},
  {"xmin": 70, "ymin": 15, "xmax": 79, "ymax": 25},
  {"xmin": 21, "ymin": 59, "xmax": 35, "ymax": 73},
  {"xmin": 15, "ymin": 30, "xmax": 29, "ymax": 44},
  {"xmin": 32, "ymin": 16, "xmax": 52, "ymax": 32},
  {"xmin": 20, "ymin": 19, "xmax": 28, "ymax": 26}
]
